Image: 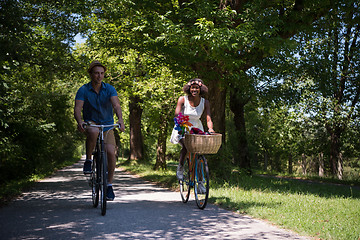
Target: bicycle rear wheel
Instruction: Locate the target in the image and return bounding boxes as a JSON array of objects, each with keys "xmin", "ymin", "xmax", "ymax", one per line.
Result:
[
  {"xmin": 194, "ymin": 155, "xmax": 209, "ymax": 209},
  {"xmin": 91, "ymin": 155, "xmax": 99, "ymax": 208},
  {"xmin": 179, "ymin": 156, "xmax": 190, "ymax": 203},
  {"xmin": 100, "ymin": 152, "xmax": 107, "ymax": 216}
]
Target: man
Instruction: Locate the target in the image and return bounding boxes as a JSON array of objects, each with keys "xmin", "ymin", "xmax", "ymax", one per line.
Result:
[{"xmin": 74, "ymin": 60, "xmax": 125, "ymax": 201}]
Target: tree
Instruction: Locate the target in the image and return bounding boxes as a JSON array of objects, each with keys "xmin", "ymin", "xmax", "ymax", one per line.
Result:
[
  {"xmin": 294, "ymin": 0, "xmax": 360, "ymax": 178},
  {"xmin": 73, "ymin": 0, "xmax": 339, "ymax": 173},
  {"xmin": 0, "ymin": 0, "xmax": 91, "ymax": 182}
]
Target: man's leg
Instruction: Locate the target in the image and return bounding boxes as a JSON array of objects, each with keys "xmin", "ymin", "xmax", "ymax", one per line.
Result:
[
  {"xmin": 106, "ymin": 143, "xmax": 116, "ymax": 184},
  {"xmin": 83, "ymin": 127, "xmax": 99, "ymax": 173},
  {"xmin": 104, "ymin": 129, "xmax": 117, "ymax": 200}
]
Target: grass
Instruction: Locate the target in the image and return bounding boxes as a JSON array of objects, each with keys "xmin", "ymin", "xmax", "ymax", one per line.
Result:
[{"xmin": 118, "ymin": 159, "xmax": 360, "ymax": 240}]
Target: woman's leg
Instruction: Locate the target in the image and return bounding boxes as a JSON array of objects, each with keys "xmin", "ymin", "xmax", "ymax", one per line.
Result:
[
  {"xmin": 177, "ymin": 139, "xmax": 187, "ymax": 179},
  {"xmin": 179, "ymin": 139, "xmax": 187, "ymax": 166}
]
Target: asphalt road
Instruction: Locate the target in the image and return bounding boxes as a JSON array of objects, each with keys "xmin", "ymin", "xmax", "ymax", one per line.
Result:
[{"xmin": 0, "ymin": 158, "xmax": 310, "ymax": 240}]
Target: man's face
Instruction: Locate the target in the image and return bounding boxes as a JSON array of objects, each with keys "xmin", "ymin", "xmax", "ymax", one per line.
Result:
[{"xmin": 90, "ymin": 66, "xmax": 105, "ymax": 84}]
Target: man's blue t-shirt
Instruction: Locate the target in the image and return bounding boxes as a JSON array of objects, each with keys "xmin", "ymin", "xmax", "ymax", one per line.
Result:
[{"xmin": 75, "ymin": 82, "xmax": 118, "ymax": 125}]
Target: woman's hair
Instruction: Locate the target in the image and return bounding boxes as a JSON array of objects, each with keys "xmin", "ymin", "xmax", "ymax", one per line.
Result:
[{"xmin": 182, "ymin": 78, "xmax": 208, "ymax": 96}]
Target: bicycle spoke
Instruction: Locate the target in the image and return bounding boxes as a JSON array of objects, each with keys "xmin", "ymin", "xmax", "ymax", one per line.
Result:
[
  {"xmin": 194, "ymin": 155, "xmax": 209, "ymax": 209},
  {"xmin": 179, "ymin": 156, "xmax": 191, "ymax": 203},
  {"xmin": 100, "ymin": 152, "xmax": 107, "ymax": 216},
  {"xmin": 91, "ymin": 157, "xmax": 99, "ymax": 208}
]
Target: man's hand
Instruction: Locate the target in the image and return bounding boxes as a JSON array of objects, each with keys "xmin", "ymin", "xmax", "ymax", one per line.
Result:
[
  {"xmin": 117, "ymin": 121, "xmax": 125, "ymax": 132},
  {"xmin": 77, "ymin": 121, "xmax": 86, "ymax": 133}
]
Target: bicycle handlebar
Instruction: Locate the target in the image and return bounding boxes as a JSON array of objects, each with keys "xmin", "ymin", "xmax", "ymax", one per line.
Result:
[{"xmin": 82, "ymin": 122, "xmax": 121, "ymax": 129}]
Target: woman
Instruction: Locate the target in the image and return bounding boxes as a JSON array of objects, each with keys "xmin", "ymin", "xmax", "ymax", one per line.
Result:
[{"xmin": 170, "ymin": 78, "xmax": 215, "ymax": 180}]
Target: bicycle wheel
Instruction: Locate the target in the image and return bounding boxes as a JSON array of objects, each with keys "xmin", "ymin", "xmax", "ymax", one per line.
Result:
[
  {"xmin": 100, "ymin": 151, "xmax": 107, "ymax": 216},
  {"xmin": 194, "ymin": 155, "xmax": 209, "ymax": 209},
  {"xmin": 179, "ymin": 156, "xmax": 191, "ymax": 203},
  {"xmin": 91, "ymin": 154, "xmax": 99, "ymax": 208}
]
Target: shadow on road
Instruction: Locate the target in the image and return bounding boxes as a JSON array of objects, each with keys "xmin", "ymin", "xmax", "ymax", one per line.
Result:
[{"xmin": 0, "ymin": 161, "xmax": 309, "ymax": 240}]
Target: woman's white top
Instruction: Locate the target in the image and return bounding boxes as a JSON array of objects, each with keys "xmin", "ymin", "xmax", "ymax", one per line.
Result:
[{"xmin": 170, "ymin": 95, "xmax": 205, "ymax": 144}]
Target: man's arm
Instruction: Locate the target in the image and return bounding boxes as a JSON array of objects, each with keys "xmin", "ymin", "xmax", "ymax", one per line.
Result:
[
  {"xmin": 74, "ymin": 99, "xmax": 85, "ymax": 132},
  {"xmin": 110, "ymin": 96, "xmax": 125, "ymax": 132}
]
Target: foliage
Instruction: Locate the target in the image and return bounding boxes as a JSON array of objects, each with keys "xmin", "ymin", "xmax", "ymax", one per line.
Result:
[
  {"xmin": 0, "ymin": 0, "xmax": 89, "ymax": 184},
  {"xmin": 243, "ymin": 0, "xmax": 360, "ymax": 179}
]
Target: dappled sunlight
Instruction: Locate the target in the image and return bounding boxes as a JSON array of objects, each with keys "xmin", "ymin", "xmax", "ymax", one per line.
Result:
[{"xmin": 0, "ymin": 161, "xmax": 309, "ymax": 240}]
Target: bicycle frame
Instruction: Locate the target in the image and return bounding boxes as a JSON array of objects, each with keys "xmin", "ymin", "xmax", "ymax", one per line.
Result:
[
  {"xmin": 187, "ymin": 153, "xmax": 197, "ymax": 186},
  {"xmin": 180, "ymin": 151, "xmax": 209, "ymax": 209},
  {"xmin": 85, "ymin": 123, "xmax": 120, "ymax": 216}
]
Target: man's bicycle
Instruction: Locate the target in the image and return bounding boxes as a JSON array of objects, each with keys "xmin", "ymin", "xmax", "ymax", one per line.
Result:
[
  {"xmin": 179, "ymin": 133, "xmax": 222, "ymax": 209},
  {"xmin": 84, "ymin": 123, "xmax": 120, "ymax": 216}
]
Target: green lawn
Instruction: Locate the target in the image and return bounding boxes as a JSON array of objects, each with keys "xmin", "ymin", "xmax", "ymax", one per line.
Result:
[{"xmin": 118, "ymin": 160, "xmax": 360, "ymax": 240}]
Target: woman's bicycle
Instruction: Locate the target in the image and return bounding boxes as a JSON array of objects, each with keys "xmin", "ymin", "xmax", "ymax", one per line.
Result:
[
  {"xmin": 84, "ymin": 123, "xmax": 120, "ymax": 216},
  {"xmin": 179, "ymin": 133, "xmax": 222, "ymax": 209}
]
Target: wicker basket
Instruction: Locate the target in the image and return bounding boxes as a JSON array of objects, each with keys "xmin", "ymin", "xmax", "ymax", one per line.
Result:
[{"xmin": 184, "ymin": 133, "xmax": 222, "ymax": 154}]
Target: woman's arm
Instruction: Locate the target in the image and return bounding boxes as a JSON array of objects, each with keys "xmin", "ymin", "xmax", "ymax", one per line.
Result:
[
  {"xmin": 204, "ymin": 99, "xmax": 215, "ymax": 133},
  {"xmin": 174, "ymin": 96, "xmax": 185, "ymax": 116}
]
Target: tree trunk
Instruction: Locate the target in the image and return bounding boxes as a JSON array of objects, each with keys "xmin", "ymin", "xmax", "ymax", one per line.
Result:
[
  {"xmin": 154, "ymin": 114, "xmax": 168, "ymax": 170},
  {"xmin": 301, "ymin": 153, "xmax": 307, "ymax": 175},
  {"xmin": 328, "ymin": 127, "xmax": 342, "ymax": 177},
  {"xmin": 318, "ymin": 152, "xmax": 324, "ymax": 177},
  {"xmin": 229, "ymin": 87, "xmax": 251, "ymax": 172},
  {"xmin": 274, "ymin": 153, "xmax": 281, "ymax": 172},
  {"xmin": 337, "ymin": 152, "xmax": 343, "ymax": 180},
  {"xmin": 129, "ymin": 95, "xmax": 144, "ymax": 161},
  {"xmin": 264, "ymin": 151, "xmax": 268, "ymax": 171},
  {"xmin": 288, "ymin": 153, "xmax": 293, "ymax": 174},
  {"xmin": 192, "ymin": 63, "xmax": 226, "ymax": 137},
  {"xmin": 206, "ymin": 79, "xmax": 226, "ymax": 136}
]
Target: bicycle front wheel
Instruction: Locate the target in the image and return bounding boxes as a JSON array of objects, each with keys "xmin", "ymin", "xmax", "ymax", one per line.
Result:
[
  {"xmin": 100, "ymin": 152, "xmax": 107, "ymax": 216},
  {"xmin": 194, "ymin": 155, "xmax": 209, "ymax": 209},
  {"xmin": 91, "ymin": 155, "xmax": 99, "ymax": 208},
  {"xmin": 179, "ymin": 156, "xmax": 190, "ymax": 203}
]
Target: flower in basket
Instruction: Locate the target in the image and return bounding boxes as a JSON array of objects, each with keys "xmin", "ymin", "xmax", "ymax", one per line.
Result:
[
  {"xmin": 190, "ymin": 127, "xmax": 207, "ymax": 135},
  {"xmin": 174, "ymin": 112, "xmax": 193, "ymax": 136}
]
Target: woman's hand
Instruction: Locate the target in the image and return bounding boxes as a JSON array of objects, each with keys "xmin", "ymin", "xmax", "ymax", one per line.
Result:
[{"xmin": 208, "ymin": 128, "xmax": 215, "ymax": 133}]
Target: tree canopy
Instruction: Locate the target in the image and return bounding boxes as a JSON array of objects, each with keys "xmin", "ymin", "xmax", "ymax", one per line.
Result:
[{"xmin": 1, "ymin": 0, "xmax": 359, "ymax": 183}]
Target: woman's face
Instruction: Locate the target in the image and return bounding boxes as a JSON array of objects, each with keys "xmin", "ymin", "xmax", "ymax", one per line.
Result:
[{"xmin": 190, "ymin": 84, "xmax": 200, "ymax": 97}]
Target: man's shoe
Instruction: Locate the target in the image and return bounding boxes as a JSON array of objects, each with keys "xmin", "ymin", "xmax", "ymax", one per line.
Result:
[
  {"xmin": 197, "ymin": 181, "xmax": 206, "ymax": 194},
  {"xmin": 107, "ymin": 186, "xmax": 115, "ymax": 201},
  {"xmin": 83, "ymin": 159, "xmax": 92, "ymax": 174},
  {"xmin": 176, "ymin": 164, "xmax": 184, "ymax": 180}
]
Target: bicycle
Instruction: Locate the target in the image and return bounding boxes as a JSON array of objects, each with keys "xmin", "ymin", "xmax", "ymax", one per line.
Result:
[
  {"xmin": 84, "ymin": 123, "xmax": 120, "ymax": 216},
  {"xmin": 179, "ymin": 133, "xmax": 222, "ymax": 209}
]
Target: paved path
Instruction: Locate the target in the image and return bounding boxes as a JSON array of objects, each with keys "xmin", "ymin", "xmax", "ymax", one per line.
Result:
[{"xmin": 0, "ymin": 158, "xmax": 310, "ymax": 239}]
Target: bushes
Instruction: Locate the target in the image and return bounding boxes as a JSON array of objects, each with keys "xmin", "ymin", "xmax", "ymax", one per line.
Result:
[{"xmin": 0, "ymin": 73, "xmax": 80, "ymax": 184}]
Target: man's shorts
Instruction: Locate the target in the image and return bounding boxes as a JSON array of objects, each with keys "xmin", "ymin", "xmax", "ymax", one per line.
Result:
[
  {"xmin": 103, "ymin": 129, "xmax": 116, "ymax": 146},
  {"xmin": 86, "ymin": 121, "xmax": 116, "ymax": 146}
]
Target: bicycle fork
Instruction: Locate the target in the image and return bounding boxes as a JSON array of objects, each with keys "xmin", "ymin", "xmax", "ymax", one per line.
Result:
[{"xmin": 188, "ymin": 153, "xmax": 196, "ymax": 187}]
